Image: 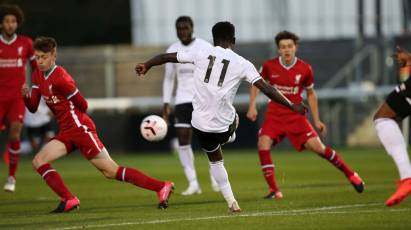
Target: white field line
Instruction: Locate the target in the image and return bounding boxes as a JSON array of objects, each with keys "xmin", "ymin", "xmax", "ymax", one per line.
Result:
[{"xmin": 49, "ymin": 203, "xmax": 409, "ymax": 230}]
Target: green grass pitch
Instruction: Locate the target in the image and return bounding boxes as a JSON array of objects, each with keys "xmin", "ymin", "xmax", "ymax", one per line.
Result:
[{"xmin": 0, "ymin": 148, "xmax": 410, "ymax": 229}]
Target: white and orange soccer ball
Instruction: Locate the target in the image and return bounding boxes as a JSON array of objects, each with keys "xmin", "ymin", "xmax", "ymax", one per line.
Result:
[{"xmin": 140, "ymin": 115, "xmax": 168, "ymax": 141}]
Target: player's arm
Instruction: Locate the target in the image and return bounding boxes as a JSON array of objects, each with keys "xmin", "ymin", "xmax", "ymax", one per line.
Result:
[
  {"xmin": 162, "ymin": 62, "xmax": 176, "ymax": 125},
  {"xmin": 22, "ymin": 84, "xmax": 41, "ymax": 113},
  {"xmin": 135, "ymin": 53, "xmax": 179, "ymax": 76},
  {"xmin": 246, "ymin": 85, "xmax": 260, "ymax": 121},
  {"xmin": 253, "ymin": 79, "xmax": 306, "ymax": 115},
  {"xmin": 306, "ymin": 87, "xmax": 327, "ymax": 137},
  {"xmin": 68, "ymin": 90, "xmax": 88, "ymax": 113}
]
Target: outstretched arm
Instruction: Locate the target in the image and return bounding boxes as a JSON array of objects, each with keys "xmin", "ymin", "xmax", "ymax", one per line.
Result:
[
  {"xmin": 253, "ymin": 79, "xmax": 306, "ymax": 115},
  {"xmin": 135, "ymin": 52, "xmax": 179, "ymax": 76}
]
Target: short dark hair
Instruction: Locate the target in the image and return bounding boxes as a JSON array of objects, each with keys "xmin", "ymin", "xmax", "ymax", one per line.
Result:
[
  {"xmin": 34, "ymin": 37, "xmax": 57, "ymax": 53},
  {"xmin": 212, "ymin": 21, "xmax": 235, "ymax": 43},
  {"xmin": 175, "ymin": 16, "xmax": 193, "ymax": 28},
  {"xmin": 0, "ymin": 4, "xmax": 24, "ymax": 25},
  {"xmin": 275, "ymin": 31, "xmax": 299, "ymax": 47}
]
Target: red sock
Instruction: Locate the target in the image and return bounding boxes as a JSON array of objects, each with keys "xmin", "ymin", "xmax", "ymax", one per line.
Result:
[
  {"xmin": 258, "ymin": 150, "xmax": 279, "ymax": 192},
  {"xmin": 8, "ymin": 140, "xmax": 20, "ymax": 178},
  {"xmin": 116, "ymin": 166, "xmax": 165, "ymax": 192},
  {"xmin": 37, "ymin": 163, "xmax": 74, "ymax": 200},
  {"xmin": 321, "ymin": 147, "xmax": 354, "ymax": 177}
]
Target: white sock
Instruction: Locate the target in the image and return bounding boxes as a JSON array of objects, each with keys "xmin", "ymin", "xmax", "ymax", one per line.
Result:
[
  {"xmin": 209, "ymin": 160, "xmax": 236, "ymax": 206},
  {"xmin": 209, "ymin": 169, "xmax": 218, "ymax": 187},
  {"xmin": 178, "ymin": 145, "xmax": 199, "ymax": 187},
  {"xmin": 375, "ymin": 118, "xmax": 411, "ymax": 179}
]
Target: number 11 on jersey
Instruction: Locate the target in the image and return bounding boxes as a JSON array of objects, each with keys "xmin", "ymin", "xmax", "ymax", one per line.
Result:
[{"xmin": 204, "ymin": 55, "xmax": 230, "ymax": 87}]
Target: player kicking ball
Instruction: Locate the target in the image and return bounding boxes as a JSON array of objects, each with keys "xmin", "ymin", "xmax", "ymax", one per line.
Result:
[
  {"xmin": 135, "ymin": 21, "xmax": 306, "ymax": 212},
  {"xmin": 374, "ymin": 46, "xmax": 411, "ymax": 206},
  {"xmin": 247, "ymin": 31, "xmax": 364, "ymax": 199},
  {"xmin": 23, "ymin": 37, "xmax": 174, "ymax": 213}
]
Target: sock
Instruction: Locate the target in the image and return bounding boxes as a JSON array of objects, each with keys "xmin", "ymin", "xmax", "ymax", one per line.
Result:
[
  {"xmin": 37, "ymin": 163, "xmax": 73, "ymax": 200},
  {"xmin": 321, "ymin": 147, "xmax": 354, "ymax": 177},
  {"xmin": 375, "ymin": 118, "xmax": 411, "ymax": 179},
  {"xmin": 209, "ymin": 160, "xmax": 236, "ymax": 206},
  {"xmin": 209, "ymin": 169, "xmax": 218, "ymax": 187},
  {"xmin": 177, "ymin": 145, "xmax": 198, "ymax": 187},
  {"xmin": 116, "ymin": 166, "xmax": 165, "ymax": 192},
  {"xmin": 258, "ymin": 150, "xmax": 278, "ymax": 192},
  {"xmin": 8, "ymin": 140, "xmax": 20, "ymax": 178}
]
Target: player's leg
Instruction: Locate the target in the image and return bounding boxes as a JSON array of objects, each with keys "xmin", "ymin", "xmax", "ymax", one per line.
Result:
[
  {"xmin": 32, "ymin": 139, "xmax": 79, "ymax": 213},
  {"xmin": 304, "ymin": 137, "xmax": 364, "ymax": 193},
  {"xmin": 3, "ymin": 99, "xmax": 25, "ymax": 192},
  {"xmin": 175, "ymin": 126, "xmax": 202, "ymax": 195},
  {"xmin": 194, "ymin": 127, "xmax": 240, "ymax": 212},
  {"xmin": 257, "ymin": 116, "xmax": 283, "ymax": 199},
  {"xmin": 374, "ymin": 98, "xmax": 411, "ymax": 206},
  {"xmin": 84, "ymin": 131, "xmax": 173, "ymax": 209},
  {"xmin": 257, "ymin": 135, "xmax": 282, "ymax": 199}
]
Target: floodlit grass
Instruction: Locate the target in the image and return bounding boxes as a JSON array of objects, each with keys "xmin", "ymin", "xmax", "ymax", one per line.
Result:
[{"xmin": 0, "ymin": 148, "xmax": 410, "ymax": 229}]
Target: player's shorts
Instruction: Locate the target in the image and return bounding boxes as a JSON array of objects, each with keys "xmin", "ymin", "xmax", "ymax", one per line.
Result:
[
  {"xmin": 193, "ymin": 117, "xmax": 237, "ymax": 152},
  {"xmin": 259, "ymin": 113, "xmax": 317, "ymax": 152},
  {"xmin": 0, "ymin": 98, "xmax": 25, "ymax": 128},
  {"xmin": 174, "ymin": 103, "xmax": 193, "ymax": 128},
  {"xmin": 54, "ymin": 125, "xmax": 105, "ymax": 160},
  {"xmin": 386, "ymin": 84, "xmax": 411, "ymax": 118},
  {"xmin": 27, "ymin": 122, "xmax": 54, "ymax": 140}
]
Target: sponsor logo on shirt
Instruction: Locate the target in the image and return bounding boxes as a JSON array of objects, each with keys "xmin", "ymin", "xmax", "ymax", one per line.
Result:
[
  {"xmin": 273, "ymin": 84, "xmax": 299, "ymax": 95},
  {"xmin": 271, "ymin": 74, "xmax": 280, "ymax": 79}
]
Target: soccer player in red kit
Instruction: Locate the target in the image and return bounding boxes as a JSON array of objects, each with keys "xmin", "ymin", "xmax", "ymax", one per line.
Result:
[
  {"xmin": 247, "ymin": 31, "xmax": 365, "ymax": 199},
  {"xmin": 23, "ymin": 37, "xmax": 174, "ymax": 213},
  {"xmin": 0, "ymin": 4, "xmax": 37, "ymax": 192}
]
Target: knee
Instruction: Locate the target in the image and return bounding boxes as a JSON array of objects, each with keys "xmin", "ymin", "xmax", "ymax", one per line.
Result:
[
  {"xmin": 101, "ymin": 168, "xmax": 118, "ymax": 179},
  {"xmin": 257, "ymin": 137, "xmax": 271, "ymax": 150},
  {"xmin": 32, "ymin": 155, "xmax": 46, "ymax": 169}
]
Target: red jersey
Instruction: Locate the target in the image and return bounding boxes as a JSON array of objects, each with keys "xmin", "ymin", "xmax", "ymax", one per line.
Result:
[
  {"xmin": 32, "ymin": 65, "xmax": 94, "ymax": 131},
  {"xmin": 0, "ymin": 34, "xmax": 36, "ymax": 100},
  {"xmin": 260, "ymin": 57, "xmax": 314, "ymax": 116}
]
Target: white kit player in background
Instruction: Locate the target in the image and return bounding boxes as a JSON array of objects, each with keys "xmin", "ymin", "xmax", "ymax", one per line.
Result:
[
  {"xmin": 24, "ymin": 97, "xmax": 55, "ymax": 153},
  {"xmin": 136, "ymin": 21, "xmax": 306, "ymax": 212},
  {"xmin": 163, "ymin": 16, "xmax": 218, "ymax": 195}
]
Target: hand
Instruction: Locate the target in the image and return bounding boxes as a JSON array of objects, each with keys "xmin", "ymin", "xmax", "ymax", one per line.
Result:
[
  {"xmin": 162, "ymin": 103, "xmax": 171, "ymax": 125},
  {"xmin": 246, "ymin": 107, "xmax": 258, "ymax": 122},
  {"xmin": 314, "ymin": 120, "xmax": 327, "ymax": 138},
  {"xmin": 135, "ymin": 63, "xmax": 149, "ymax": 76},
  {"xmin": 394, "ymin": 46, "xmax": 411, "ymax": 67},
  {"xmin": 291, "ymin": 103, "xmax": 308, "ymax": 115},
  {"xmin": 21, "ymin": 84, "xmax": 30, "ymax": 98}
]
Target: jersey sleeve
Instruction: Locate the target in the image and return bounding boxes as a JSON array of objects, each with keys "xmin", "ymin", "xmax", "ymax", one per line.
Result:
[
  {"xmin": 243, "ymin": 61, "xmax": 262, "ymax": 85},
  {"xmin": 176, "ymin": 50, "xmax": 196, "ymax": 63},
  {"xmin": 304, "ymin": 64, "xmax": 314, "ymax": 89}
]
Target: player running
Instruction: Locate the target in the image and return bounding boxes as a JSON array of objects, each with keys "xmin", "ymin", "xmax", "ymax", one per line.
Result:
[
  {"xmin": 136, "ymin": 21, "xmax": 306, "ymax": 212},
  {"xmin": 374, "ymin": 46, "xmax": 411, "ymax": 206},
  {"xmin": 23, "ymin": 37, "xmax": 174, "ymax": 213},
  {"xmin": 163, "ymin": 16, "xmax": 218, "ymax": 195},
  {"xmin": 0, "ymin": 4, "xmax": 37, "ymax": 192},
  {"xmin": 247, "ymin": 31, "xmax": 365, "ymax": 199}
]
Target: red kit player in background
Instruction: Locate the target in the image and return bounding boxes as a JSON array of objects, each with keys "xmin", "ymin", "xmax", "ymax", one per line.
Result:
[
  {"xmin": 23, "ymin": 37, "xmax": 174, "ymax": 213},
  {"xmin": 247, "ymin": 31, "xmax": 365, "ymax": 199},
  {"xmin": 0, "ymin": 4, "xmax": 37, "ymax": 192}
]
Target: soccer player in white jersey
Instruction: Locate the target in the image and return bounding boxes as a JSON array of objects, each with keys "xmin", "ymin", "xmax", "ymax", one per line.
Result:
[
  {"xmin": 136, "ymin": 21, "xmax": 306, "ymax": 212},
  {"xmin": 163, "ymin": 16, "xmax": 218, "ymax": 195}
]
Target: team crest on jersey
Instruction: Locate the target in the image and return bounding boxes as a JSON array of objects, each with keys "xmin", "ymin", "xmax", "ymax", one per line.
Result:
[
  {"xmin": 48, "ymin": 85, "xmax": 53, "ymax": 94},
  {"xmin": 17, "ymin": 46, "xmax": 23, "ymax": 56},
  {"xmin": 295, "ymin": 74, "xmax": 302, "ymax": 84}
]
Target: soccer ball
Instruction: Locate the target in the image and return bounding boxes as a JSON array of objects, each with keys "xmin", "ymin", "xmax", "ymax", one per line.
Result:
[{"xmin": 140, "ymin": 115, "xmax": 168, "ymax": 141}]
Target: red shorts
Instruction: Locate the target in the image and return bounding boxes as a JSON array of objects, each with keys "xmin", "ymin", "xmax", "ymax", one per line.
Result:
[
  {"xmin": 259, "ymin": 113, "xmax": 317, "ymax": 151},
  {"xmin": 0, "ymin": 98, "xmax": 25, "ymax": 128},
  {"xmin": 55, "ymin": 125, "xmax": 105, "ymax": 160}
]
